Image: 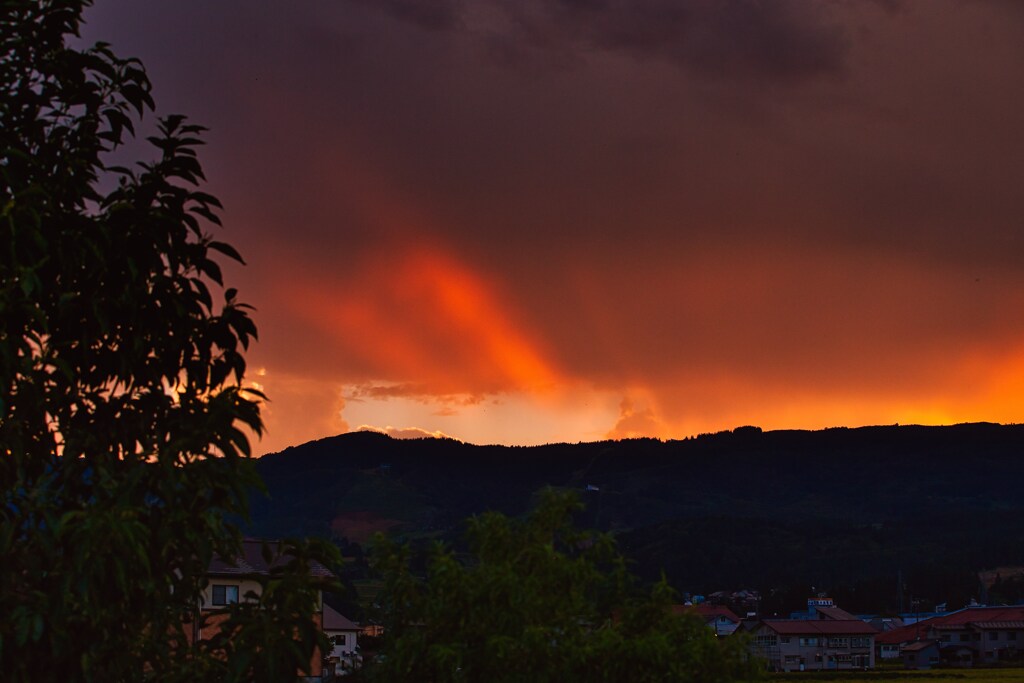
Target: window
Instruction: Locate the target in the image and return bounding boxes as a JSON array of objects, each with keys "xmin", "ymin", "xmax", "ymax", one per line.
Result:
[
  {"xmin": 755, "ymin": 635, "xmax": 778, "ymax": 646},
  {"xmin": 941, "ymin": 634, "xmax": 951, "ymax": 642},
  {"xmin": 781, "ymin": 637, "xmax": 791, "ymax": 644},
  {"xmin": 960, "ymin": 634, "xmax": 971, "ymax": 642},
  {"xmin": 799, "ymin": 637, "xmax": 819, "ymax": 647},
  {"xmin": 989, "ymin": 631, "xmax": 998, "ymax": 641},
  {"xmin": 212, "ymin": 584, "xmax": 239, "ymax": 606},
  {"xmin": 1008, "ymin": 631, "xmax": 1018, "ymax": 641}
]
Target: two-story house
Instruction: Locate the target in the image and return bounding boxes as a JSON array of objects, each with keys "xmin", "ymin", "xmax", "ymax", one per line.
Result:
[
  {"xmin": 324, "ymin": 604, "xmax": 362, "ymax": 676},
  {"xmin": 749, "ymin": 609, "xmax": 877, "ymax": 672},
  {"xmin": 874, "ymin": 605, "xmax": 1024, "ymax": 668},
  {"xmin": 192, "ymin": 538, "xmax": 334, "ymax": 682}
]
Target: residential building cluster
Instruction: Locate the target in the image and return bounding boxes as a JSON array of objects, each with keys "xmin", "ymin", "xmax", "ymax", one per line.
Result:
[
  {"xmin": 684, "ymin": 594, "xmax": 1024, "ymax": 672},
  {"xmin": 199, "ymin": 541, "xmax": 1024, "ymax": 677},
  {"xmin": 875, "ymin": 605, "xmax": 1024, "ymax": 670}
]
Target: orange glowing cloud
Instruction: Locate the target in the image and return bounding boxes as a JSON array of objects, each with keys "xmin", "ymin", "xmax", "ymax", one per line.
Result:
[
  {"xmin": 282, "ymin": 242, "xmax": 562, "ymax": 400},
  {"xmin": 263, "ymin": 135, "xmax": 566, "ymax": 401}
]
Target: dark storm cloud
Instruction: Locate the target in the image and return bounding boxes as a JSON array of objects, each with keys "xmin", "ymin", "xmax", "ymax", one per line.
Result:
[
  {"xmin": 349, "ymin": 0, "xmax": 464, "ymax": 30},
  {"xmin": 356, "ymin": 0, "xmax": 852, "ymax": 81},
  {"xmin": 537, "ymin": 0, "xmax": 848, "ymax": 81}
]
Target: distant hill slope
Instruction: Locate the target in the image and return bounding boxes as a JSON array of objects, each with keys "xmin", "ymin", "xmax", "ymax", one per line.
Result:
[{"xmin": 250, "ymin": 423, "xmax": 1024, "ymax": 610}]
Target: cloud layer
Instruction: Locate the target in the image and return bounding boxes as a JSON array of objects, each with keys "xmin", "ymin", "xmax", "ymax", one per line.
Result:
[
  {"xmin": 358, "ymin": 0, "xmax": 851, "ymax": 81},
  {"xmin": 81, "ymin": 0, "xmax": 1024, "ymax": 453}
]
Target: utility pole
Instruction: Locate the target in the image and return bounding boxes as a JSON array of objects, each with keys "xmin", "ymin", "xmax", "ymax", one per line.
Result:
[{"xmin": 897, "ymin": 570, "xmax": 904, "ymax": 615}]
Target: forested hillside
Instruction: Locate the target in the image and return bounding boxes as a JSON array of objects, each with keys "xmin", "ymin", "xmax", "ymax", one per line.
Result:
[{"xmin": 251, "ymin": 423, "xmax": 1024, "ymax": 613}]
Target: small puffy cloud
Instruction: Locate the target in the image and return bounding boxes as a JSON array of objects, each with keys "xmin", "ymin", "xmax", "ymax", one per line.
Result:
[
  {"xmin": 605, "ymin": 396, "xmax": 665, "ymax": 440},
  {"xmin": 356, "ymin": 424, "xmax": 461, "ymax": 441},
  {"xmin": 348, "ymin": 382, "xmax": 486, "ymax": 406}
]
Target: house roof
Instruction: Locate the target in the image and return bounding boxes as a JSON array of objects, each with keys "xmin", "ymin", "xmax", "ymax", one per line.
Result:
[
  {"xmin": 902, "ymin": 640, "xmax": 937, "ymax": 652},
  {"xmin": 935, "ymin": 606, "xmax": 1024, "ymax": 626},
  {"xmin": 814, "ymin": 606, "xmax": 859, "ymax": 621},
  {"xmin": 876, "ymin": 620, "xmax": 936, "ymax": 644},
  {"xmin": 877, "ymin": 606, "xmax": 1024, "ymax": 644},
  {"xmin": 971, "ymin": 620, "xmax": 1024, "ymax": 629},
  {"xmin": 323, "ymin": 604, "xmax": 360, "ymax": 632},
  {"xmin": 208, "ymin": 538, "xmax": 334, "ymax": 578},
  {"xmin": 760, "ymin": 620, "xmax": 877, "ymax": 636}
]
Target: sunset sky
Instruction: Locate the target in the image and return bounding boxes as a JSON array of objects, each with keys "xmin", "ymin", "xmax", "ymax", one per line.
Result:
[{"xmin": 84, "ymin": 1, "xmax": 1024, "ymax": 454}]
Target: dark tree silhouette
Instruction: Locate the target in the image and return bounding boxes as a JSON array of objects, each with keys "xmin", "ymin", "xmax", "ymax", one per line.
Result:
[
  {"xmin": 0, "ymin": 2, "xmax": 337, "ymax": 681},
  {"xmin": 365, "ymin": 490, "xmax": 761, "ymax": 682}
]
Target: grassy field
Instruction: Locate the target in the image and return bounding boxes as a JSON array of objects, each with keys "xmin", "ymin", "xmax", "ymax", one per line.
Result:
[{"xmin": 774, "ymin": 669, "xmax": 1024, "ymax": 682}]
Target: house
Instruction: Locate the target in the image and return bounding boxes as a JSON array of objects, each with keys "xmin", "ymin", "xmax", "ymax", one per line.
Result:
[
  {"xmin": 672, "ymin": 604, "xmax": 742, "ymax": 636},
  {"xmin": 874, "ymin": 613, "xmax": 941, "ymax": 662},
  {"xmin": 862, "ymin": 615, "xmax": 905, "ymax": 658},
  {"xmin": 874, "ymin": 605, "xmax": 1024, "ymax": 667},
  {"xmin": 749, "ymin": 618, "xmax": 877, "ymax": 671},
  {"xmin": 323, "ymin": 604, "xmax": 362, "ymax": 676},
  {"xmin": 194, "ymin": 538, "xmax": 334, "ymax": 682},
  {"xmin": 901, "ymin": 640, "xmax": 940, "ymax": 670},
  {"xmin": 708, "ymin": 588, "xmax": 761, "ymax": 615},
  {"xmin": 925, "ymin": 606, "xmax": 1024, "ymax": 666}
]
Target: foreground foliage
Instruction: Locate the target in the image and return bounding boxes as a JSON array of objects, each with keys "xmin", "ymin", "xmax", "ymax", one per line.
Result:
[
  {"xmin": 0, "ymin": 1, "xmax": 335, "ymax": 680},
  {"xmin": 366, "ymin": 490, "xmax": 761, "ymax": 682}
]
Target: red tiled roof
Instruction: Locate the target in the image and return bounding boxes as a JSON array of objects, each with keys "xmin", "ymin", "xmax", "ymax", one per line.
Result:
[
  {"xmin": 761, "ymin": 620, "xmax": 877, "ymax": 636},
  {"xmin": 208, "ymin": 538, "xmax": 333, "ymax": 578},
  {"xmin": 877, "ymin": 606, "xmax": 1024, "ymax": 644},
  {"xmin": 902, "ymin": 640, "xmax": 937, "ymax": 652},
  {"xmin": 934, "ymin": 606, "xmax": 1024, "ymax": 625},
  {"xmin": 972, "ymin": 621, "xmax": 1024, "ymax": 629},
  {"xmin": 815, "ymin": 606, "xmax": 858, "ymax": 621},
  {"xmin": 876, "ymin": 618, "xmax": 938, "ymax": 644},
  {"xmin": 323, "ymin": 604, "xmax": 360, "ymax": 632}
]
